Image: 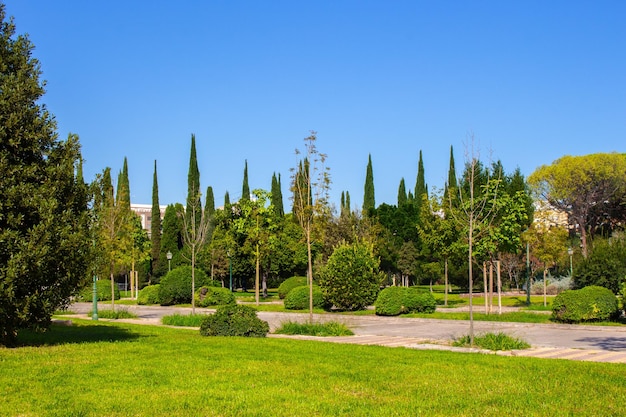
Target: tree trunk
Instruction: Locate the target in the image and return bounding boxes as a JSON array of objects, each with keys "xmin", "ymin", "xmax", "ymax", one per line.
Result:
[
  {"xmin": 444, "ymin": 258, "xmax": 448, "ymax": 307},
  {"xmin": 483, "ymin": 262, "xmax": 488, "ymax": 314},
  {"xmin": 497, "ymin": 260, "xmax": 502, "ymax": 315},
  {"xmin": 489, "ymin": 261, "xmax": 494, "ymax": 314},
  {"xmin": 306, "ymin": 225, "xmax": 313, "ymax": 323},
  {"xmin": 543, "ymin": 267, "xmax": 547, "ymax": 307}
]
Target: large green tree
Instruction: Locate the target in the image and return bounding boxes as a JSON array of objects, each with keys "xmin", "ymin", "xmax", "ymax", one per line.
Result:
[
  {"xmin": 528, "ymin": 153, "xmax": 626, "ymax": 257},
  {"xmin": 0, "ymin": 10, "xmax": 91, "ymax": 346}
]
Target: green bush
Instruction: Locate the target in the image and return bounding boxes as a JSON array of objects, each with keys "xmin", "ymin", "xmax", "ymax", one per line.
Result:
[
  {"xmin": 319, "ymin": 241, "xmax": 384, "ymax": 311},
  {"xmin": 195, "ymin": 286, "xmax": 236, "ymax": 307},
  {"xmin": 158, "ymin": 266, "xmax": 210, "ymax": 306},
  {"xmin": 199, "ymin": 305, "xmax": 269, "ymax": 337},
  {"xmin": 278, "ymin": 276, "xmax": 308, "ymax": 299},
  {"xmin": 137, "ymin": 284, "xmax": 161, "ymax": 305},
  {"xmin": 78, "ymin": 279, "xmax": 120, "ymax": 301},
  {"xmin": 552, "ymin": 285, "xmax": 620, "ymax": 323},
  {"xmin": 375, "ymin": 287, "xmax": 436, "ymax": 316},
  {"xmin": 283, "ymin": 285, "xmax": 326, "ymax": 310},
  {"xmin": 574, "ymin": 238, "xmax": 626, "ymax": 294}
]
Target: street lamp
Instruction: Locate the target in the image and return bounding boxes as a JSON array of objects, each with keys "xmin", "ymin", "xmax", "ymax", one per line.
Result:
[
  {"xmin": 166, "ymin": 251, "xmax": 172, "ymax": 272},
  {"xmin": 568, "ymin": 247, "xmax": 574, "ymax": 277},
  {"xmin": 227, "ymin": 250, "xmax": 233, "ymax": 292}
]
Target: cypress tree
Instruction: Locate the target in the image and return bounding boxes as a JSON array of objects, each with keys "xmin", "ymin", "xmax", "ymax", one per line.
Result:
[
  {"xmin": 115, "ymin": 157, "xmax": 131, "ymax": 212},
  {"xmin": 277, "ymin": 173, "xmax": 284, "ymax": 216},
  {"xmin": 150, "ymin": 160, "xmax": 162, "ymax": 277},
  {"xmin": 415, "ymin": 150, "xmax": 427, "ymax": 203},
  {"xmin": 204, "ymin": 186, "xmax": 215, "ymax": 218},
  {"xmin": 271, "ymin": 172, "xmax": 284, "ymax": 216},
  {"xmin": 186, "ymin": 134, "xmax": 201, "ymax": 221},
  {"xmin": 398, "ymin": 178, "xmax": 407, "ymax": 207},
  {"xmin": 345, "ymin": 191, "xmax": 351, "ymax": 212},
  {"xmin": 224, "ymin": 191, "xmax": 231, "ymax": 207},
  {"xmin": 241, "ymin": 160, "xmax": 250, "ymax": 202},
  {"xmin": 445, "ymin": 145, "xmax": 458, "ymax": 202},
  {"xmin": 363, "ymin": 154, "xmax": 375, "ymax": 214},
  {"xmin": 341, "ymin": 191, "xmax": 346, "ymax": 212}
]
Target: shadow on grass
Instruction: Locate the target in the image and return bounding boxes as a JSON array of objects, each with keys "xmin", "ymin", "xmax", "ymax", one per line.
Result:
[{"xmin": 15, "ymin": 321, "xmax": 144, "ymax": 348}]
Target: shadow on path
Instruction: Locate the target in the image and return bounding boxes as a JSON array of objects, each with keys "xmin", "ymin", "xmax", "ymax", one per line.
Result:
[{"xmin": 575, "ymin": 336, "xmax": 626, "ymax": 351}]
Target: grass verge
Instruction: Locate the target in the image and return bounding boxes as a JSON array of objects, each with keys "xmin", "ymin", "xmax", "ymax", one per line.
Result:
[
  {"xmin": 89, "ymin": 307, "xmax": 138, "ymax": 319},
  {"xmin": 161, "ymin": 313, "xmax": 208, "ymax": 327},
  {"xmin": 275, "ymin": 321, "xmax": 354, "ymax": 336},
  {"xmin": 2, "ymin": 319, "xmax": 624, "ymax": 416},
  {"xmin": 453, "ymin": 332, "xmax": 531, "ymax": 350}
]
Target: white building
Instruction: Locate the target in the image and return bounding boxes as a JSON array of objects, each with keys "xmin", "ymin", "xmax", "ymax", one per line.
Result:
[{"xmin": 130, "ymin": 203, "xmax": 167, "ymax": 236}]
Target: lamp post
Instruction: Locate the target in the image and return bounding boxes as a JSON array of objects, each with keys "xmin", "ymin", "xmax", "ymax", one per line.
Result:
[
  {"xmin": 166, "ymin": 251, "xmax": 172, "ymax": 272},
  {"xmin": 227, "ymin": 250, "xmax": 233, "ymax": 292},
  {"xmin": 568, "ymin": 247, "xmax": 574, "ymax": 277}
]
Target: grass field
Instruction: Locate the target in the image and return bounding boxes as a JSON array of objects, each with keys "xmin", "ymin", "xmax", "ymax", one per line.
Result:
[{"xmin": 2, "ymin": 319, "xmax": 625, "ymax": 416}]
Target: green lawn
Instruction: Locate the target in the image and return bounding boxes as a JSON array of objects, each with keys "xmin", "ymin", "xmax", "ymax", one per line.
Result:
[{"xmin": 2, "ymin": 319, "xmax": 625, "ymax": 416}]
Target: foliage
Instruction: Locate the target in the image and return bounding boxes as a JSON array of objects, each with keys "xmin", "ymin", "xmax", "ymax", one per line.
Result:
[
  {"xmin": 161, "ymin": 313, "xmax": 208, "ymax": 327},
  {"xmin": 92, "ymin": 307, "xmax": 137, "ymax": 319},
  {"xmin": 374, "ymin": 287, "xmax": 436, "ymax": 316},
  {"xmin": 453, "ymin": 332, "xmax": 530, "ymax": 350},
  {"xmin": 79, "ymin": 279, "xmax": 120, "ymax": 301},
  {"xmin": 199, "ymin": 305, "xmax": 269, "ymax": 337},
  {"xmin": 158, "ymin": 266, "xmax": 210, "ymax": 306},
  {"xmin": 137, "ymin": 284, "xmax": 161, "ymax": 305},
  {"xmin": 363, "ymin": 154, "xmax": 375, "ymax": 214},
  {"xmin": 530, "ymin": 276, "xmax": 572, "ymax": 295},
  {"xmin": 319, "ymin": 240, "xmax": 384, "ymax": 311},
  {"xmin": 277, "ymin": 276, "xmax": 308, "ymax": 299},
  {"xmin": 528, "ymin": 153, "xmax": 626, "ymax": 257},
  {"xmin": 195, "ymin": 286, "xmax": 236, "ymax": 307},
  {"xmin": 574, "ymin": 237, "xmax": 626, "ymax": 294},
  {"xmin": 552, "ymin": 286, "xmax": 620, "ymax": 323},
  {"xmin": 275, "ymin": 321, "xmax": 353, "ymax": 336},
  {"xmin": 0, "ymin": 6, "xmax": 92, "ymax": 345},
  {"xmin": 284, "ymin": 285, "xmax": 326, "ymax": 310}
]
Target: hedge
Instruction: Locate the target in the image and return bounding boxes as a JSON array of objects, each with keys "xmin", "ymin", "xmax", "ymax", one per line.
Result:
[
  {"xmin": 375, "ymin": 286, "xmax": 436, "ymax": 316},
  {"xmin": 195, "ymin": 286, "xmax": 236, "ymax": 307},
  {"xmin": 283, "ymin": 285, "xmax": 326, "ymax": 310},
  {"xmin": 137, "ymin": 285, "xmax": 161, "ymax": 305},
  {"xmin": 551, "ymin": 285, "xmax": 619, "ymax": 323},
  {"xmin": 278, "ymin": 276, "xmax": 308, "ymax": 299},
  {"xmin": 199, "ymin": 305, "xmax": 269, "ymax": 337}
]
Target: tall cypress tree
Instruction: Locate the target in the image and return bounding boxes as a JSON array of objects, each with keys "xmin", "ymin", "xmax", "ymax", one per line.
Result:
[
  {"xmin": 204, "ymin": 186, "xmax": 215, "ymax": 218},
  {"xmin": 224, "ymin": 191, "xmax": 231, "ymax": 207},
  {"xmin": 398, "ymin": 178, "xmax": 407, "ymax": 207},
  {"xmin": 116, "ymin": 157, "xmax": 131, "ymax": 211},
  {"xmin": 445, "ymin": 145, "xmax": 458, "ymax": 201},
  {"xmin": 270, "ymin": 172, "xmax": 284, "ymax": 216},
  {"xmin": 345, "ymin": 191, "xmax": 351, "ymax": 213},
  {"xmin": 150, "ymin": 160, "xmax": 162, "ymax": 278},
  {"xmin": 415, "ymin": 150, "xmax": 427, "ymax": 204},
  {"xmin": 241, "ymin": 160, "xmax": 250, "ymax": 202},
  {"xmin": 186, "ymin": 134, "xmax": 201, "ymax": 224},
  {"xmin": 277, "ymin": 173, "xmax": 284, "ymax": 216},
  {"xmin": 363, "ymin": 154, "xmax": 375, "ymax": 214}
]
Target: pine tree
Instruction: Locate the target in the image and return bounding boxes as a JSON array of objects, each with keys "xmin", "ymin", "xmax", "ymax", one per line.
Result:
[
  {"xmin": 363, "ymin": 154, "xmax": 375, "ymax": 214},
  {"xmin": 150, "ymin": 160, "xmax": 162, "ymax": 279},
  {"xmin": 397, "ymin": 178, "xmax": 407, "ymax": 207},
  {"xmin": 186, "ymin": 134, "xmax": 201, "ymax": 225},
  {"xmin": 415, "ymin": 150, "xmax": 427, "ymax": 203},
  {"xmin": 241, "ymin": 160, "xmax": 250, "ymax": 202}
]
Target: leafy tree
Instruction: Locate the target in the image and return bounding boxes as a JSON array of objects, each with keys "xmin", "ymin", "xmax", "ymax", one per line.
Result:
[
  {"xmin": 127, "ymin": 212, "xmax": 151, "ymax": 297},
  {"xmin": 160, "ymin": 203, "xmax": 184, "ymax": 277},
  {"xmin": 397, "ymin": 241, "xmax": 420, "ymax": 287},
  {"xmin": 528, "ymin": 153, "xmax": 626, "ymax": 257},
  {"xmin": 241, "ymin": 160, "xmax": 250, "ymax": 202},
  {"xmin": 319, "ymin": 240, "xmax": 383, "ymax": 311},
  {"xmin": 150, "ymin": 160, "xmax": 162, "ymax": 281},
  {"xmin": 363, "ymin": 154, "xmax": 375, "ymax": 214},
  {"xmin": 0, "ymin": 11, "xmax": 91, "ymax": 344},
  {"xmin": 574, "ymin": 237, "xmax": 626, "ymax": 294},
  {"xmin": 290, "ymin": 131, "xmax": 331, "ymax": 321}
]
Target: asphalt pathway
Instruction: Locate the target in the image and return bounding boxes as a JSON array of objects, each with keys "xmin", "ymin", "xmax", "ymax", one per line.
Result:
[{"xmin": 66, "ymin": 302, "xmax": 626, "ymax": 364}]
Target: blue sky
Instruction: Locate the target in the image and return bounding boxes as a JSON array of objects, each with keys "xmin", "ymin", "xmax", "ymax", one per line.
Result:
[{"xmin": 6, "ymin": 1, "xmax": 626, "ymax": 210}]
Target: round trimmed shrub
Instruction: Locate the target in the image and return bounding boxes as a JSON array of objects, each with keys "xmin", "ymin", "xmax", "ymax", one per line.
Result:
[
  {"xmin": 78, "ymin": 279, "xmax": 120, "ymax": 301},
  {"xmin": 199, "ymin": 305, "xmax": 269, "ymax": 337},
  {"xmin": 195, "ymin": 286, "xmax": 236, "ymax": 307},
  {"xmin": 284, "ymin": 285, "xmax": 326, "ymax": 310},
  {"xmin": 319, "ymin": 241, "xmax": 384, "ymax": 311},
  {"xmin": 137, "ymin": 284, "xmax": 161, "ymax": 305},
  {"xmin": 278, "ymin": 276, "xmax": 307, "ymax": 299},
  {"xmin": 375, "ymin": 287, "xmax": 437, "ymax": 316},
  {"xmin": 374, "ymin": 286, "xmax": 405, "ymax": 316},
  {"xmin": 158, "ymin": 266, "xmax": 210, "ymax": 306},
  {"xmin": 552, "ymin": 285, "xmax": 619, "ymax": 323}
]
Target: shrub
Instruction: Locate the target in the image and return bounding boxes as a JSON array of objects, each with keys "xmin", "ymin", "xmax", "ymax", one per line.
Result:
[
  {"xmin": 137, "ymin": 285, "xmax": 161, "ymax": 305},
  {"xmin": 283, "ymin": 285, "xmax": 326, "ymax": 310},
  {"xmin": 453, "ymin": 332, "xmax": 530, "ymax": 351},
  {"xmin": 195, "ymin": 286, "xmax": 236, "ymax": 307},
  {"xmin": 375, "ymin": 287, "xmax": 436, "ymax": 316},
  {"xmin": 531, "ymin": 276, "xmax": 573, "ymax": 295},
  {"xmin": 199, "ymin": 305, "xmax": 269, "ymax": 337},
  {"xmin": 319, "ymin": 241, "xmax": 384, "ymax": 311},
  {"xmin": 158, "ymin": 266, "xmax": 210, "ymax": 306},
  {"xmin": 78, "ymin": 279, "xmax": 120, "ymax": 301},
  {"xmin": 552, "ymin": 285, "xmax": 620, "ymax": 323},
  {"xmin": 275, "ymin": 321, "xmax": 353, "ymax": 336},
  {"xmin": 277, "ymin": 276, "xmax": 307, "ymax": 299},
  {"xmin": 574, "ymin": 238, "xmax": 626, "ymax": 294}
]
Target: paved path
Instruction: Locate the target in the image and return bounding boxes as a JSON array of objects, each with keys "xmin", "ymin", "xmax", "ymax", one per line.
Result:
[{"xmin": 66, "ymin": 303, "xmax": 626, "ymax": 364}]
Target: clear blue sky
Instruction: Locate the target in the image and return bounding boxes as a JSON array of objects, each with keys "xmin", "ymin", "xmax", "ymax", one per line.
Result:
[{"xmin": 6, "ymin": 1, "xmax": 626, "ymax": 210}]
